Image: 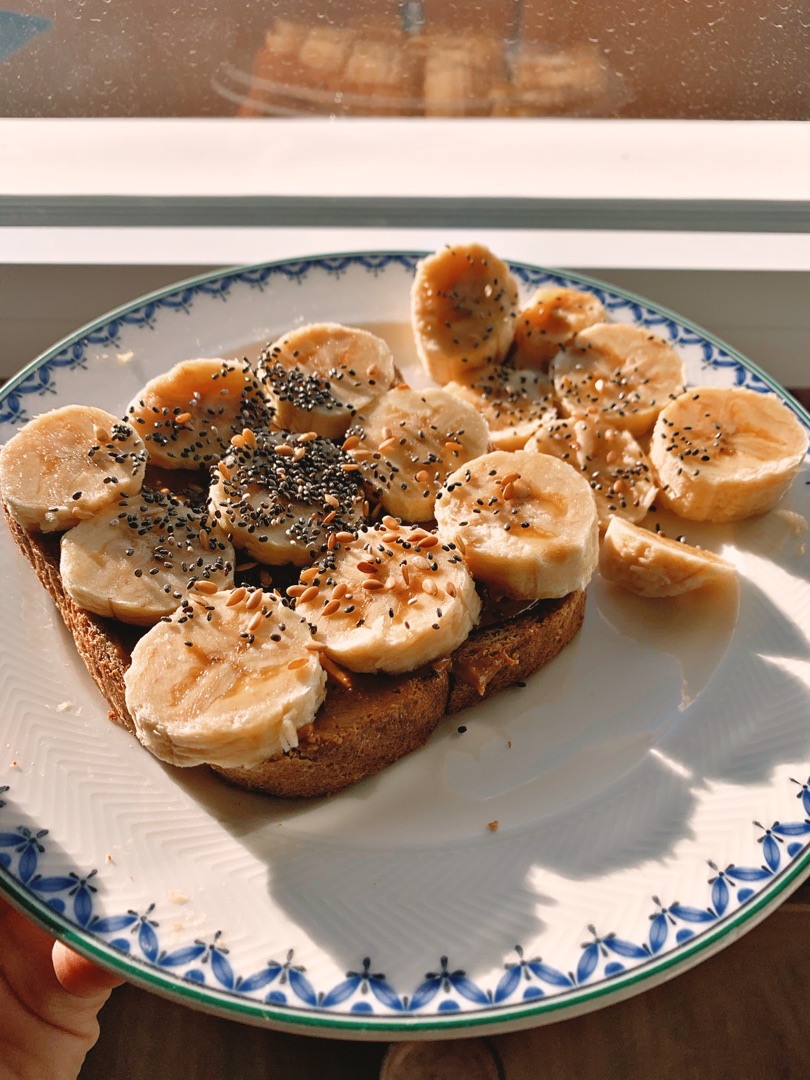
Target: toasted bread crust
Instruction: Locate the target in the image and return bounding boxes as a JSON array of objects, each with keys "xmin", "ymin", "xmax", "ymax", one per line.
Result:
[
  {"xmin": 214, "ymin": 664, "xmax": 451, "ymax": 798},
  {"xmin": 5, "ymin": 511, "xmax": 136, "ymax": 734},
  {"xmin": 4, "ymin": 503, "xmax": 585, "ymax": 798}
]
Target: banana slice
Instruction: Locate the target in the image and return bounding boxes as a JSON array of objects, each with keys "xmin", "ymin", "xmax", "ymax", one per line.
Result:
[
  {"xmin": 511, "ymin": 286, "xmax": 606, "ymax": 371},
  {"xmin": 443, "ymin": 364, "xmax": 557, "ymax": 450},
  {"xmin": 292, "ymin": 520, "xmax": 481, "ymax": 675},
  {"xmin": 650, "ymin": 385, "xmax": 809, "ymax": 522},
  {"xmin": 551, "ymin": 323, "xmax": 687, "ymax": 436},
  {"xmin": 525, "ymin": 413, "xmax": 657, "ymax": 529},
  {"xmin": 411, "ymin": 243, "xmax": 519, "ymax": 385},
  {"xmin": 0, "ymin": 405, "xmax": 147, "ymax": 533},
  {"xmin": 208, "ymin": 428, "xmax": 365, "ymax": 566},
  {"xmin": 257, "ymin": 323, "xmax": 396, "ymax": 440},
  {"xmin": 600, "ymin": 516, "xmax": 735, "ymax": 597},
  {"xmin": 60, "ymin": 488, "xmax": 235, "ymax": 625},
  {"xmin": 348, "ymin": 386, "xmax": 490, "ymax": 523},
  {"xmin": 126, "ymin": 357, "xmax": 271, "ymax": 470},
  {"xmin": 434, "ymin": 449, "xmax": 599, "ymax": 600},
  {"xmin": 124, "ymin": 588, "xmax": 327, "ymax": 769}
]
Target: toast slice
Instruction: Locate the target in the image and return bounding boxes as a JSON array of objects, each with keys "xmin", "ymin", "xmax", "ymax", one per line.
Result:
[{"xmin": 4, "ymin": 504, "xmax": 585, "ymax": 798}]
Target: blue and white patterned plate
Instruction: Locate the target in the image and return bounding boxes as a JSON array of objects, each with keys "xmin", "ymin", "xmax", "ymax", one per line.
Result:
[{"xmin": 1, "ymin": 252, "xmax": 810, "ymax": 1039}]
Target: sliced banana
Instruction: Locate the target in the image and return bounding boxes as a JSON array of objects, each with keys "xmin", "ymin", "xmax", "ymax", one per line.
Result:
[
  {"xmin": 0, "ymin": 405, "xmax": 147, "ymax": 533},
  {"xmin": 292, "ymin": 520, "xmax": 481, "ymax": 675},
  {"xmin": 444, "ymin": 364, "xmax": 557, "ymax": 450},
  {"xmin": 411, "ymin": 242, "xmax": 519, "ymax": 385},
  {"xmin": 208, "ymin": 428, "xmax": 365, "ymax": 566},
  {"xmin": 257, "ymin": 322, "xmax": 396, "ymax": 440},
  {"xmin": 434, "ymin": 449, "xmax": 599, "ymax": 600},
  {"xmin": 525, "ymin": 413, "xmax": 657, "ymax": 529},
  {"xmin": 126, "ymin": 357, "xmax": 272, "ymax": 470},
  {"xmin": 551, "ymin": 323, "xmax": 687, "ymax": 436},
  {"xmin": 348, "ymin": 386, "xmax": 490, "ymax": 523},
  {"xmin": 600, "ymin": 516, "xmax": 735, "ymax": 597},
  {"xmin": 650, "ymin": 385, "xmax": 809, "ymax": 522},
  {"xmin": 124, "ymin": 588, "xmax": 327, "ymax": 770},
  {"xmin": 510, "ymin": 286, "xmax": 606, "ymax": 371},
  {"xmin": 60, "ymin": 488, "xmax": 235, "ymax": 625}
]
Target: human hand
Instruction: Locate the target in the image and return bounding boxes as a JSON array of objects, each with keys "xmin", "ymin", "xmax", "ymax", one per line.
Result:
[{"xmin": 0, "ymin": 895, "xmax": 124, "ymax": 1080}]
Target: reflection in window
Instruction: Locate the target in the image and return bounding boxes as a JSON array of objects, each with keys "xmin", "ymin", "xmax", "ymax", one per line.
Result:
[{"xmin": 1, "ymin": 1, "xmax": 806, "ymax": 119}]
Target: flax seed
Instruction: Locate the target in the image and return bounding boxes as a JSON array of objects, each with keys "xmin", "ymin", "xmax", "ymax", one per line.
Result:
[
  {"xmin": 320, "ymin": 654, "xmax": 352, "ymax": 687},
  {"xmin": 194, "ymin": 580, "xmax": 218, "ymax": 595}
]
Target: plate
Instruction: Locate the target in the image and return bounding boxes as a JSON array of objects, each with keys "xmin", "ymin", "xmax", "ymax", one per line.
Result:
[{"xmin": 2, "ymin": 251, "xmax": 810, "ymax": 1040}]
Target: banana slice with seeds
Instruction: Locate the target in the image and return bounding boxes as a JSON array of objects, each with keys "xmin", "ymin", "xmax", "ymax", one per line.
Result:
[
  {"xmin": 510, "ymin": 286, "xmax": 606, "ymax": 371},
  {"xmin": 257, "ymin": 323, "xmax": 396, "ymax": 440},
  {"xmin": 60, "ymin": 488, "xmax": 235, "ymax": 625},
  {"xmin": 411, "ymin": 242, "xmax": 519, "ymax": 385},
  {"xmin": 124, "ymin": 587, "xmax": 326, "ymax": 769},
  {"xmin": 650, "ymin": 385, "xmax": 809, "ymax": 522},
  {"xmin": 126, "ymin": 357, "xmax": 272, "ymax": 470},
  {"xmin": 293, "ymin": 519, "xmax": 481, "ymax": 675},
  {"xmin": 525, "ymin": 412, "xmax": 657, "ymax": 529},
  {"xmin": 348, "ymin": 386, "xmax": 490, "ymax": 523},
  {"xmin": 434, "ymin": 449, "xmax": 599, "ymax": 600},
  {"xmin": 551, "ymin": 323, "xmax": 687, "ymax": 436},
  {"xmin": 208, "ymin": 428, "xmax": 365, "ymax": 566},
  {"xmin": 444, "ymin": 364, "xmax": 557, "ymax": 451},
  {"xmin": 600, "ymin": 516, "xmax": 735, "ymax": 597},
  {"xmin": 0, "ymin": 405, "xmax": 147, "ymax": 533}
]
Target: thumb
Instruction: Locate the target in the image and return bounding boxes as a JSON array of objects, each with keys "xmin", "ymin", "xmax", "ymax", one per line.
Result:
[{"xmin": 52, "ymin": 939, "xmax": 126, "ymax": 999}]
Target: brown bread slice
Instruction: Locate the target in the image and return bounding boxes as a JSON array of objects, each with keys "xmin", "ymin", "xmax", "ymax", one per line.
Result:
[{"xmin": 3, "ymin": 504, "xmax": 585, "ymax": 798}]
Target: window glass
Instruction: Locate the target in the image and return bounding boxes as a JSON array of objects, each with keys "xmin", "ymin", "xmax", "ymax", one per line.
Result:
[{"xmin": 1, "ymin": 1, "xmax": 806, "ymax": 119}]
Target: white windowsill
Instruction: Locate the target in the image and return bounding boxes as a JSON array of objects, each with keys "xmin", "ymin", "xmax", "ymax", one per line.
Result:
[{"xmin": 2, "ymin": 117, "xmax": 807, "ymax": 201}]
